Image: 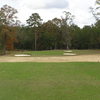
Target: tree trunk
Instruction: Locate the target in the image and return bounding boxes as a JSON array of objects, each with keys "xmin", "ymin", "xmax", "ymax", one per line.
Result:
[
  {"xmin": 35, "ymin": 32, "xmax": 37, "ymax": 51},
  {"xmin": 67, "ymin": 44, "xmax": 69, "ymax": 50},
  {"xmin": 2, "ymin": 33, "xmax": 6, "ymax": 55},
  {"xmin": 54, "ymin": 42, "xmax": 57, "ymax": 50}
]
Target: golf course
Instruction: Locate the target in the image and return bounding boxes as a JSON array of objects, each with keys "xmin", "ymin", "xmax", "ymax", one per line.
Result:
[
  {"xmin": 0, "ymin": 0, "xmax": 100, "ymax": 99},
  {"xmin": 0, "ymin": 50, "xmax": 100, "ymax": 100}
]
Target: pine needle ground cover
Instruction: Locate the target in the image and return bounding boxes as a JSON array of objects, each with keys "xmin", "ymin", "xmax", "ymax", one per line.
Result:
[{"xmin": 0, "ymin": 62, "xmax": 100, "ymax": 100}]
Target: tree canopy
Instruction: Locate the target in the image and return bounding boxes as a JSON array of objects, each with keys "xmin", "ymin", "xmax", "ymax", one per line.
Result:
[{"xmin": 0, "ymin": 3, "xmax": 100, "ymax": 54}]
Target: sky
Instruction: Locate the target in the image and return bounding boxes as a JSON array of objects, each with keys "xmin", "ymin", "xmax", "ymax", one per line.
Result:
[{"xmin": 0, "ymin": 0, "xmax": 96, "ymax": 27}]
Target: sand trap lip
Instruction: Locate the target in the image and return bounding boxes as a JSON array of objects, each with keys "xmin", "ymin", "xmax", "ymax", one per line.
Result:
[
  {"xmin": 64, "ymin": 50, "xmax": 73, "ymax": 53},
  {"xmin": 14, "ymin": 54, "xmax": 31, "ymax": 57},
  {"xmin": 63, "ymin": 53, "xmax": 76, "ymax": 56}
]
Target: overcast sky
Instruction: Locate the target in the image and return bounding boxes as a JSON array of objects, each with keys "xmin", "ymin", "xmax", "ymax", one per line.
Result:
[{"xmin": 0, "ymin": 0, "xmax": 96, "ymax": 27}]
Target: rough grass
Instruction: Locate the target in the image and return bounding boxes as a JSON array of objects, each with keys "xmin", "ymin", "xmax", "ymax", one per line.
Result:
[
  {"xmin": 74, "ymin": 50, "xmax": 100, "ymax": 55},
  {"xmin": 0, "ymin": 62, "xmax": 100, "ymax": 100}
]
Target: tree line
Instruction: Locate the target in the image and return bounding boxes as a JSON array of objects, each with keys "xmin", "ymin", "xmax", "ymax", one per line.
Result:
[{"xmin": 0, "ymin": 0, "xmax": 100, "ymax": 54}]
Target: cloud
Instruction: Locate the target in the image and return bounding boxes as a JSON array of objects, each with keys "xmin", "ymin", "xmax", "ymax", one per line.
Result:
[
  {"xmin": 0, "ymin": 0, "xmax": 96, "ymax": 27},
  {"xmin": 0, "ymin": 0, "xmax": 20, "ymax": 9},
  {"xmin": 68, "ymin": 0, "xmax": 96, "ymax": 27},
  {"xmin": 21, "ymin": 0, "xmax": 45, "ymax": 9},
  {"xmin": 45, "ymin": 0, "xmax": 68, "ymax": 9},
  {"xmin": 20, "ymin": 0, "xmax": 68, "ymax": 9}
]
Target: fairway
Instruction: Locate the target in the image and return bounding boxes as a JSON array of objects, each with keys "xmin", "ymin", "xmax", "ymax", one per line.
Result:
[
  {"xmin": 0, "ymin": 62, "xmax": 100, "ymax": 100},
  {"xmin": 7, "ymin": 50, "xmax": 100, "ymax": 56},
  {"xmin": 0, "ymin": 1, "xmax": 100, "ymax": 100}
]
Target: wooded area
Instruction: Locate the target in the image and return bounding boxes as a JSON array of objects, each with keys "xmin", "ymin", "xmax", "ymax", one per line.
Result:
[{"xmin": 0, "ymin": 0, "xmax": 100, "ymax": 54}]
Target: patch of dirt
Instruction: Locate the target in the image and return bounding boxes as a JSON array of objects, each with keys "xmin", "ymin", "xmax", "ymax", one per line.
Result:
[{"xmin": 0, "ymin": 55, "xmax": 100, "ymax": 62}]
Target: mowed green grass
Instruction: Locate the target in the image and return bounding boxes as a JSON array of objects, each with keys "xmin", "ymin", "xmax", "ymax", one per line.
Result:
[
  {"xmin": 8, "ymin": 50, "xmax": 64, "ymax": 56},
  {"xmin": 0, "ymin": 62, "xmax": 100, "ymax": 100},
  {"xmin": 8, "ymin": 50, "xmax": 100, "ymax": 56}
]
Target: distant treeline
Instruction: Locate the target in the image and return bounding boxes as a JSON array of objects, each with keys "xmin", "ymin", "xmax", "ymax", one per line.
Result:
[
  {"xmin": 0, "ymin": 21, "xmax": 100, "ymax": 51},
  {"xmin": 0, "ymin": 5, "xmax": 100, "ymax": 54},
  {"xmin": 14, "ymin": 21, "xmax": 100, "ymax": 50}
]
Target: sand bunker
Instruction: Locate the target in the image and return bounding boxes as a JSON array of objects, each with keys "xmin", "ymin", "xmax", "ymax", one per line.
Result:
[
  {"xmin": 14, "ymin": 54, "xmax": 31, "ymax": 57},
  {"xmin": 63, "ymin": 53, "xmax": 76, "ymax": 56},
  {"xmin": 0, "ymin": 54, "xmax": 100, "ymax": 62}
]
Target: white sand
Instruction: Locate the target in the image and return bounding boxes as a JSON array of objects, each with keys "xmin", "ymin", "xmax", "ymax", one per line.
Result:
[
  {"xmin": 14, "ymin": 54, "xmax": 31, "ymax": 57},
  {"xmin": 63, "ymin": 53, "xmax": 76, "ymax": 56},
  {"xmin": 64, "ymin": 50, "xmax": 73, "ymax": 53},
  {"xmin": 0, "ymin": 54, "xmax": 100, "ymax": 62}
]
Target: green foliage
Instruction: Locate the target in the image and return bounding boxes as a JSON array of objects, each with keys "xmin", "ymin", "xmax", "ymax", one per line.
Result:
[
  {"xmin": 0, "ymin": 5, "xmax": 18, "ymax": 26},
  {"xmin": 0, "ymin": 5, "xmax": 19, "ymax": 54},
  {"xmin": 0, "ymin": 4, "xmax": 100, "ymax": 51},
  {"xmin": 26, "ymin": 13, "xmax": 42, "ymax": 50},
  {"xmin": 15, "ymin": 26, "xmax": 34, "ymax": 50},
  {"xmin": 60, "ymin": 11, "xmax": 74, "ymax": 49},
  {"xmin": 14, "ymin": 20, "xmax": 100, "ymax": 50},
  {"xmin": 26, "ymin": 13, "xmax": 42, "ymax": 27}
]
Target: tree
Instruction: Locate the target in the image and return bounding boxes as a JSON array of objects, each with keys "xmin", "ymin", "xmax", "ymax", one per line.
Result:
[
  {"xmin": 96, "ymin": 0, "xmax": 100, "ymax": 8},
  {"xmin": 52, "ymin": 18, "xmax": 62, "ymax": 27},
  {"xmin": 51, "ymin": 18, "xmax": 62, "ymax": 49},
  {"xmin": 94, "ymin": 0, "xmax": 100, "ymax": 21},
  {"xmin": 0, "ymin": 5, "xmax": 19, "ymax": 54},
  {"xmin": 39, "ymin": 20, "xmax": 61, "ymax": 50},
  {"xmin": 0, "ymin": 5, "xmax": 18, "ymax": 26},
  {"xmin": 90, "ymin": 0, "xmax": 100, "ymax": 21},
  {"xmin": 95, "ymin": 20, "xmax": 100, "ymax": 28},
  {"xmin": 26, "ymin": 13, "xmax": 42, "ymax": 50},
  {"xmin": 15, "ymin": 26, "xmax": 34, "ymax": 50},
  {"xmin": 61, "ymin": 11, "xmax": 74, "ymax": 49},
  {"xmin": 96, "ymin": 0, "xmax": 100, "ymax": 19}
]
